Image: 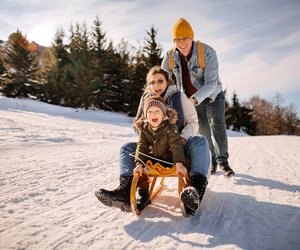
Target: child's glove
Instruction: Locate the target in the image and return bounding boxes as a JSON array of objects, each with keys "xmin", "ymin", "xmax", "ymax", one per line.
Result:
[
  {"xmin": 133, "ymin": 164, "xmax": 143, "ymax": 177},
  {"xmin": 175, "ymin": 162, "xmax": 188, "ymax": 178}
]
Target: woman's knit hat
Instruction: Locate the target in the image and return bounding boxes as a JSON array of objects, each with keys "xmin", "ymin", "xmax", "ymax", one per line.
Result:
[
  {"xmin": 172, "ymin": 18, "xmax": 194, "ymax": 40},
  {"xmin": 143, "ymin": 96, "xmax": 167, "ymax": 117}
]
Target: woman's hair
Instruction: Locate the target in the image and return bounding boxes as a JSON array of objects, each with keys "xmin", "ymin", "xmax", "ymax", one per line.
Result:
[
  {"xmin": 146, "ymin": 65, "xmax": 169, "ymax": 83},
  {"xmin": 144, "ymin": 65, "xmax": 172, "ymax": 93}
]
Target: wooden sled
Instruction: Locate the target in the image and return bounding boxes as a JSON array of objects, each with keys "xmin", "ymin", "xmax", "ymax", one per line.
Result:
[{"xmin": 130, "ymin": 159, "xmax": 190, "ymax": 216}]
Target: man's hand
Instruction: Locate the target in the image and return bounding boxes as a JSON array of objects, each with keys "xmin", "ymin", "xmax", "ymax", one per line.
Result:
[
  {"xmin": 200, "ymin": 98, "xmax": 211, "ymax": 105},
  {"xmin": 189, "ymin": 97, "xmax": 197, "ymax": 105},
  {"xmin": 175, "ymin": 162, "xmax": 188, "ymax": 178}
]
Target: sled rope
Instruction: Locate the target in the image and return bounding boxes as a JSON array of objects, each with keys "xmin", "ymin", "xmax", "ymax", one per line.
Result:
[{"xmin": 129, "ymin": 151, "xmax": 174, "ymax": 166}]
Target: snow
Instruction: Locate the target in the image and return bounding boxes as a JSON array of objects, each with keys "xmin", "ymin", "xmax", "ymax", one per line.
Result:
[{"xmin": 1, "ymin": 96, "xmax": 300, "ymax": 250}]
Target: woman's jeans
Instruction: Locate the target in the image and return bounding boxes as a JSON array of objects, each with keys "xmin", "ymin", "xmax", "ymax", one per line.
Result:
[{"xmin": 119, "ymin": 135, "xmax": 211, "ymax": 178}]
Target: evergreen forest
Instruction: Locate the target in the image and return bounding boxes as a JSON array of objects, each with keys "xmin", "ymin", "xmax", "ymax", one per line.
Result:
[{"xmin": 0, "ymin": 17, "xmax": 298, "ymax": 136}]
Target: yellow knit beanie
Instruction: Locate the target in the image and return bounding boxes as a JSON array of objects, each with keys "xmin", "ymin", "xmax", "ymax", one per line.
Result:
[{"xmin": 172, "ymin": 18, "xmax": 194, "ymax": 40}]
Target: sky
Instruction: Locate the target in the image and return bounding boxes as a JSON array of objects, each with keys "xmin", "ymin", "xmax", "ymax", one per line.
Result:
[{"xmin": 1, "ymin": 0, "xmax": 300, "ymax": 113}]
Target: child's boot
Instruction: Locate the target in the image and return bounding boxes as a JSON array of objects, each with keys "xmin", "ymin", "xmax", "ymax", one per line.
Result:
[
  {"xmin": 136, "ymin": 188, "xmax": 151, "ymax": 211},
  {"xmin": 136, "ymin": 174, "xmax": 151, "ymax": 211}
]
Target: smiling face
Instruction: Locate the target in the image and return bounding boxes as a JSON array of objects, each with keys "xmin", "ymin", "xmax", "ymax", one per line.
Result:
[
  {"xmin": 148, "ymin": 73, "xmax": 168, "ymax": 96},
  {"xmin": 174, "ymin": 37, "xmax": 193, "ymax": 57},
  {"xmin": 146, "ymin": 106, "xmax": 164, "ymax": 128}
]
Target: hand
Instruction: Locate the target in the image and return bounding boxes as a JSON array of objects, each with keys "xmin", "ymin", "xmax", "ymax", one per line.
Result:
[
  {"xmin": 134, "ymin": 164, "xmax": 143, "ymax": 177},
  {"xmin": 175, "ymin": 162, "xmax": 188, "ymax": 178},
  {"xmin": 200, "ymin": 98, "xmax": 211, "ymax": 105},
  {"xmin": 189, "ymin": 97, "xmax": 196, "ymax": 105}
]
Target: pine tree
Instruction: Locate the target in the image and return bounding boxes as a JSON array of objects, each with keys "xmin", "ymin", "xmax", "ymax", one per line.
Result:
[
  {"xmin": 240, "ymin": 105, "xmax": 257, "ymax": 135},
  {"xmin": 90, "ymin": 16, "xmax": 106, "ymax": 67},
  {"xmin": 66, "ymin": 22, "xmax": 93, "ymax": 108},
  {"xmin": 142, "ymin": 26, "xmax": 163, "ymax": 69},
  {"xmin": 90, "ymin": 16, "xmax": 107, "ymax": 107},
  {"xmin": 1, "ymin": 30, "xmax": 38, "ymax": 97},
  {"xmin": 0, "ymin": 42, "xmax": 6, "ymax": 85},
  {"xmin": 226, "ymin": 92, "xmax": 241, "ymax": 131},
  {"xmin": 116, "ymin": 39, "xmax": 133, "ymax": 112},
  {"xmin": 126, "ymin": 49, "xmax": 148, "ymax": 116},
  {"xmin": 37, "ymin": 46, "xmax": 56, "ymax": 85},
  {"xmin": 125, "ymin": 26, "xmax": 162, "ymax": 116},
  {"xmin": 100, "ymin": 39, "xmax": 131, "ymax": 112},
  {"xmin": 0, "ymin": 43, "xmax": 5, "ymax": 75},
  {"xmin": 44, "ymin": 28, "xmax": 70, "ymax": 105},
  {"xmin": 92, "ymin": 38, "xmax": 130, "ymax": 112},
  {"xmin": 226, "ymin": 91, "xmax": 256, "ymax": 135},
  {"xmin": 98, "ymin": 41, "xmax": 120, "ymax": 111}
]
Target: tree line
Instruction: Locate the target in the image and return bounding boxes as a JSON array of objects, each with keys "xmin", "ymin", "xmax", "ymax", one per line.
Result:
[
  {"xmin": 0, "ymin": 16, "xmax": 299, "ymax": 135},
  {"xmin": 225, "ymin": 92, "xmax": 299, "ymax": 135}
]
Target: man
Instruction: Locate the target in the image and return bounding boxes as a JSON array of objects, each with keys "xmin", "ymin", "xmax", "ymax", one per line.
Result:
[{"xmin": 161, "ymin": 18, "xmax": 235, "ymax": 178}]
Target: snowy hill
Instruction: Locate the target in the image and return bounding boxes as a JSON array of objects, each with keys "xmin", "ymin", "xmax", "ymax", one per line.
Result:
[{"xmin": 1, "ymin": 96, "xmax": 299, "ymax": 250}]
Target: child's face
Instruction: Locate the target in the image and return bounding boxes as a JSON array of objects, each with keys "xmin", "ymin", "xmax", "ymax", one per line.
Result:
[
  {"xmin": 146, "ymin": 106, "xmax": 164, "ymax": 128},
  {"xmin": 148, "ymin": 73, "xmax": 168, "ymax": 96}
]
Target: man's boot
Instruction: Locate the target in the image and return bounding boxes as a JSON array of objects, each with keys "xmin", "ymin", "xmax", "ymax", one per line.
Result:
[
  {"xmin": 211, "ymin": 159, "xmax": 218, "ymax": 174},
  {"xmin": 95, "ymin": 175, "xmax": 133, "ymax": 212},
  {"xmin": 180, "ymin": 173, "xmax": 208, "ymax": 217},
  {"xmin": 219, "ymin": 162, "xmax": 235, "ymax": 178}
]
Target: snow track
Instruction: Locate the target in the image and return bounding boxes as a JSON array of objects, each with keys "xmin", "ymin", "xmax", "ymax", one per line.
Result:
[{"xmin": 1, "ymin": 97, "xmax": 300, "ymax": 249}]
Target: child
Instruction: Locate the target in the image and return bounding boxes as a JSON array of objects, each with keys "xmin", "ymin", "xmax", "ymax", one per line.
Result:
[{"xmin": 133, "ymin": 95, "xmax": 188, "ymax": 211}]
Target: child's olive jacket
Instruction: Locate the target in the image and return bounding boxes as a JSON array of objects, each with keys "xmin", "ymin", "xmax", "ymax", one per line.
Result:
[
  {"xmin": 135, "ymin": 85, "xmax": 198, "ymax": 141},
  {"xmin": 134, "ymin": 108, "xmax": 185, "ymax": 167}
]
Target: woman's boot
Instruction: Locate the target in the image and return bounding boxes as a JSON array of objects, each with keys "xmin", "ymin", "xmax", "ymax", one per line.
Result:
[
  {"xmin": 180, "ymin": 173, "xmax": 208, "ymax": 217},
  {"xmin": 95, "ymin": 175, "xmax": 133, "ymax": 212}
]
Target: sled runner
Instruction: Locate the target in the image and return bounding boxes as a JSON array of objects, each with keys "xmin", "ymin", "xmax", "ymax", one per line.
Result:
[{"xmin": 130, "ymin": 153, "xmax": 190, "ymax": 216}]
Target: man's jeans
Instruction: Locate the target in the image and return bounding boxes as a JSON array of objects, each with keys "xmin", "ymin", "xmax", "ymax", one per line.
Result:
[
  {"xmin": 195, "ymin": 91, "xmax": 229, "ymax": 164},
  {"xmin": 119, "ymin": 135, "xmax": 211, "ymax": 178}
]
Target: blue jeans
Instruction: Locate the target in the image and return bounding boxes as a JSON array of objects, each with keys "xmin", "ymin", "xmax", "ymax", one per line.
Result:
[
  {"xmin": 195, "ymin": 91, "xmax": 229, "ymax": 164},
  {"xmin": 119, "ymin": 135, "xmax": 211, "ymax": 178}
]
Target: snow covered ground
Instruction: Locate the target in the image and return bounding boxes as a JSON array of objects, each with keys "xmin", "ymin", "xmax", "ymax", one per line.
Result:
[{"xmin": 1, "ymin": 96, "xmax": 299, "ymax": 250}]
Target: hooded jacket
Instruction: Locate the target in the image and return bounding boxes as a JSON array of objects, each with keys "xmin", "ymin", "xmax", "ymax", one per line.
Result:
[
  {"xmin": 135, "ymin": 84, "xmax": 198, "ymax": 141},
  {"xmin": 161, "ymin": 41, "xmax": 223, "ymax": 105},
  {"xmin": 134, "ymin": 108, "xmax": 185, "ymax": 167}
]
